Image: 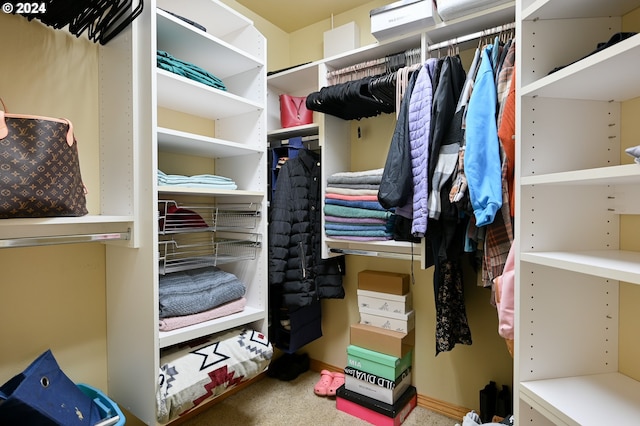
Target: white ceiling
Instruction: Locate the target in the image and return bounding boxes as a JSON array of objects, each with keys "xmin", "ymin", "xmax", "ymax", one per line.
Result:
[{"xmin": 234, "ymin": 0, "xmax": 375, "ymax": 33}]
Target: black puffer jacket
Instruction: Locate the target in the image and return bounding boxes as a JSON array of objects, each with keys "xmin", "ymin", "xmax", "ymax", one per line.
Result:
[{"xmin": 268, "ymin": 149, "xmax": 344, "ymax": 311}]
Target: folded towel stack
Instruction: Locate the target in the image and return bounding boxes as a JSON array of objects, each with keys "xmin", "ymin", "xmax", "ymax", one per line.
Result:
[
  {"xmin": 324, "ymin": 169, "xmax": 394, "ymax": 241},
  {"xmin": 158, "ymin": 170, "xmax": 237, "ymax": 190}
]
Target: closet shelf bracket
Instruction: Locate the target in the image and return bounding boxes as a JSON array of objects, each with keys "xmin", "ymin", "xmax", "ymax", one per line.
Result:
[{"xmin": 0, "ymin": 230, "xmax": 131, "ymax": 249}]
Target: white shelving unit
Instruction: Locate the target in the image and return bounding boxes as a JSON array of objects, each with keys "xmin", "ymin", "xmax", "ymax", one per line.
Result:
[
  {"xmin": 105, "ymin": 1, "xmax": 267, "ymax": 424},
  {"xmin": 267, "ymin": 3, "xmax": 515, "ymax": 262},
  {"xmin": 516, "ymin": 0, "xmax": 640, "ymax": 424}
]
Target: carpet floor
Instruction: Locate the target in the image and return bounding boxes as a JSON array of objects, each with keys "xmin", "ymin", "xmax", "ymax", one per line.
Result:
[{"xmin": 179, "ymin": 369, "xmax": 457, "ymax": 426}]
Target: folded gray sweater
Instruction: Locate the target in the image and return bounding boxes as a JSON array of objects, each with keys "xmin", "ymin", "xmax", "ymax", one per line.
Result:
[{"xmin": 159, "ymin": 266, "xmax": 246, "ymax": 318}]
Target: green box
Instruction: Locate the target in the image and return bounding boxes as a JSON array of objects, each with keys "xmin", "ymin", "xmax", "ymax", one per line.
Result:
[{"xmin": 347, "ymin": 345, "xmax": 412, "ymax": 381}]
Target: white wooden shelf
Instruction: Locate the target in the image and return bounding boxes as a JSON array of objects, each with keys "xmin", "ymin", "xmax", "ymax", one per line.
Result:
[
  {"xmin": 158, "ymin": 127, "xmax": 262, "ymax": 157},
  {"xmin": 521, "ymin": 164, "xmax": 640, "ymax": 186},
  {"xmin": 324, "ymin": 33, "xmax": 424, "ymax": 70},
  {"xmin": 157, "ymin": 0, "xmax": 253, "ymax": 43},
  {"xmin": 158, "ymin": 186, "xmax": 264, "ymax": 198},
  {"xmin": 325, "ymin": 238, "xmax": 422, "ymax": 261},
  {"xmin": 268, "ymin": 63, "xmax": 319, "ymax": 93},
  {"xmin": 267, "ymin": 123, "xmax": 319, "ymax": 141},
  {"xmin": 520, "ymin": 34, "xmax": 640, "ymax": 101},
  {"xmin": 157, "ymin": 69, "xmax": 263, "ymax": 120},
  {"xmin": 426, "ymin": 1, "xmax": 515, "ymax": 43},
  {"xmin": 520, "ymin": 373, "xmax": 640, "ymax": 426},
  {"xmin": 159, "ymin": 306, "xmax": 265, "ymax": 348},
  {"xmin": 157, "ymin": 9, "xmax": 262, "ymax": 80},
  {"xmin": 522, "ymin": 0, "xmax": 639, "ymax": 21},
  {"xmin": 521, "ymin": 250, "xmax": 640, "ymax": 284}
]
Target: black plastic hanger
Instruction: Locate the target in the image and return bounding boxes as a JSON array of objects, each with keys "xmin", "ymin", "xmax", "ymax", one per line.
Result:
[
  {"xmin": 96, "ymin": 0, "xmax": 144, "ymax": 45},
  {"xmin": 89, "ymin": 0, "xmax": 130, "ymax": 42}
]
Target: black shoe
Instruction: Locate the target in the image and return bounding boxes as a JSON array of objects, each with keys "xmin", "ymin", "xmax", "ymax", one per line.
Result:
[
  {"xmin": 266, "ymin": 353, "xmax": 294, "ymax": 378},
  {"xmin": 479, "ymin": 381, "xmax": 497, "ymax": 423},
  {"xmin": 277, "ymin": 352, "xmax": 310, "ymax": 381}
]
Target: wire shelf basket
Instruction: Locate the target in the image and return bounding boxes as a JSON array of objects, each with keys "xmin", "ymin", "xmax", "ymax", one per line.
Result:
[
  {"xmin": 158, "ymin": 232, "xmax": 261, "ymax": 275},
  {"xmin": 158, "ymin": 200, "xmax": 261, "ymax": 235}
]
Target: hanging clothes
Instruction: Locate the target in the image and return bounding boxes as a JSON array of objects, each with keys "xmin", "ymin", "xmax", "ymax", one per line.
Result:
[
  {"xmin": 464, "ymin": 44, "xmax": 502, "ymax": 228},
  {"xmin": 482, "ymin": 41, "xmax": 516, "ymax": 289},
  {"xmin": 378, "ymin": 69, "xmax": 420, "ymax": 210},
  {"xmin": 408, "ymin": 54, "xmax": 472, "ymax": 355},
  {"xmin": 493, "ymin": 239, "xmax": 515, "ymax": 357},
  {"xmin": 435, "ymin": 258, "xmax": 473, "ymax": 354},
  {"xmin": 268, "ymin": 149, "xmax": 345, "ymax": 353},
  {"xmin": 449, "ymin": 47, "xmax": 481, "ymax": 208},
  {"xmin": 408, "ymin": 58, "xmax": 439, "ymax": 238},
  {"xmin": 426, "ymin": 56, "xmax": 466, "ymax": 206},
  {"xmin": 498, "ymin": 66, "xmax": 516, "ymax": 218}
]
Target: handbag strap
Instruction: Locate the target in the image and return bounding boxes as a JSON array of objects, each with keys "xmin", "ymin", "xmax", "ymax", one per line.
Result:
[
  {"xmin": 290, "ymin": 97, "xmax": 305, "ymax": 119},
  {"xmin": 0, "ymin": 111, "xmax": 6, "ymax": 140},
  {"xmin": 0, "ymin": 110, "xmax": 75, "ymax": 146}
]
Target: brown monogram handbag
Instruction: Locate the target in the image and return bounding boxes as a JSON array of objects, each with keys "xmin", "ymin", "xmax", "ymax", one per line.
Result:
[{"xmin": 0, "ymin": 107, "xmax": 88, "ymax": 219}]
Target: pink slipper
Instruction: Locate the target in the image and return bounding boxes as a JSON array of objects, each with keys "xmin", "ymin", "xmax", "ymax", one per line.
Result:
[
  {"xmin": 314, "ymin": 370, "xmax": 334, "ymax": 396},
  {"xmin": 327, "ymin": 372, "xmax": 345, "ymax": 396}
]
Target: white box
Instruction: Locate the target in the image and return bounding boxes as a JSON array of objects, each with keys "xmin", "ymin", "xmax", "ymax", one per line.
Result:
[
  {"xmin": 324, "ymin": 22, "xmax": 360, "ymax": 58},
  {"xmin": 370, "ymin": 0, "xmax": 435, "ymax": 41},
  {"xmin": 360, "ymin": 308, "xmax": 415, "ymax": 333},
  {"xmin": 357, "ymin": 289, "xmax": 413, "ymax": 314},
  {"xmin": 344, "ymin": 365, "xmax": 412, "ymax": 404},
  {"xmin": 437, "ymin": 0, "xmax": 512, "ymax": 22}
]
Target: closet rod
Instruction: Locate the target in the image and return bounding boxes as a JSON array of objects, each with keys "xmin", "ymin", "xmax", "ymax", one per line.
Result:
[
  {"xmin": 0, "ymin": 231, "xmax": 130, "ymax": 249},
  {"xmin": 427, "ymin": 21, "xmax": 516, "ymax": 52},
  {"xmin": 329, "ymin": 248, "xmax": 414, "ymax": 261}
]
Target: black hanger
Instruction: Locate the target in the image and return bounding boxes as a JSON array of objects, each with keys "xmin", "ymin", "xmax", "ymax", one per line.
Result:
[
  {"xmin": 16, "ymin": 0, "xmax": 142, "ymax": 45},
  {"xmin": 369, "ymin": 72, "xmax": 396, "ymax": 107},
  {"xmin": 88, "ymin": 0, "xmax": 143, "ymax": 44},
  {"xmin": 69, "ymin": 0, "xmax": 111, "ymax": 38}
]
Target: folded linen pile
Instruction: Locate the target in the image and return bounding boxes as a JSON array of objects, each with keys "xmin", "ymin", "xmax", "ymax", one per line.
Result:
[
  {"xmin": 158, "ymin": 170, "xmax": 237, "ymax": 190},
  {"xmin": 324, "ymin": 169, "xmax": 394, "ymax": 241},
  {"xmin": 157, "ymin": 50, "xmax": 227, "ymax": 90},
  {"xmin": 159, "ymin": 297, "xmax": 247, "ymax": 331},
  {"xmin": 159, "ymin": 266, "xmax": 246, "ymax": 327}
]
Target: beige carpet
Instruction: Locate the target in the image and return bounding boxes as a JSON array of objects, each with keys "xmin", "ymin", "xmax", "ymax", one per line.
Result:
[{"xmin": 180, "ymin": 369, "xmax": 457, "ymax": 426}]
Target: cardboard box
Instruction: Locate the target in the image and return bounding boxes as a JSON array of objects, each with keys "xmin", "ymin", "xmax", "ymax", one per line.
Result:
[
  {"xmin": 350, "ymin": 323, "xmax": 414, "ymax": 358},
  {"xmin": 336, "ymin": 384, "xmax": 417, "ymax": 426},
  {"xmin": 359, "ymin": 309, "xmax": 415, "ymax": 334},
  {"xmin": 358, "ymin": 270, "xmax": 410, "ymax": 295},
  {"xmin": 370, "ymin": 0, "xmax": 436, "ymax": 41},
  {"xmin": 357, "ymin": 288, "xmax": 413, "ymax": 314},
  {"xmin": 344, "ymin": 366, "xmax": 412, "ymax": 404},
  {"xmin": 347, "ymin": 345, "xmax": 412, "ymax": 381}
]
